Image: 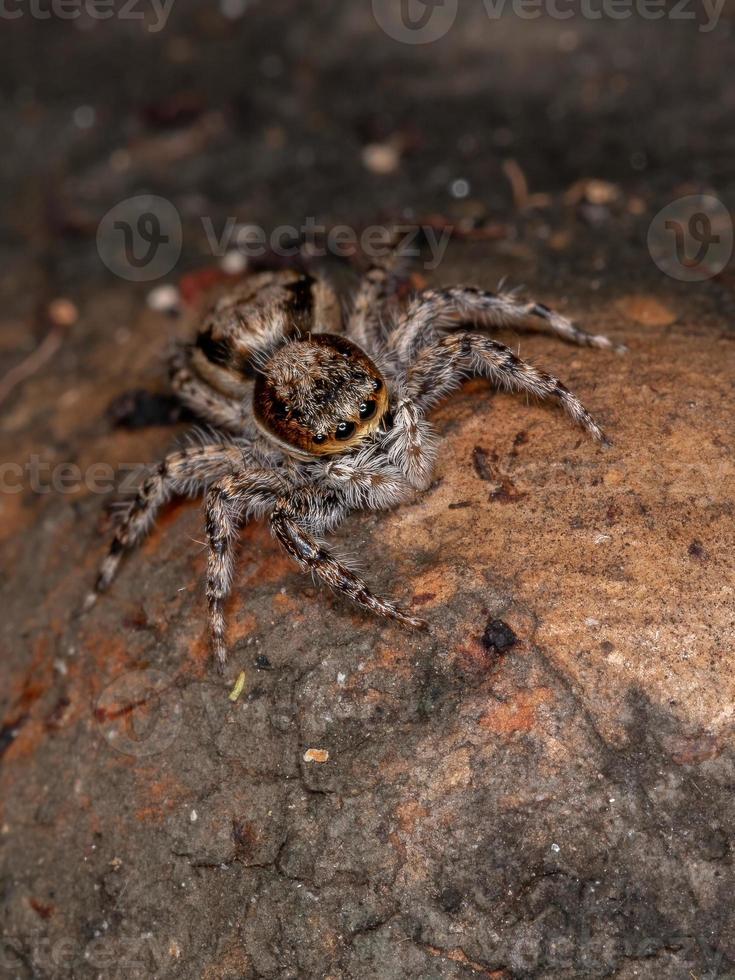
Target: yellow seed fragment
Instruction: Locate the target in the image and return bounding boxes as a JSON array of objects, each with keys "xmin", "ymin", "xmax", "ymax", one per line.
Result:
[{"xmin": 229, "ymin": 671, "xmax": 246, "ymax": 702}]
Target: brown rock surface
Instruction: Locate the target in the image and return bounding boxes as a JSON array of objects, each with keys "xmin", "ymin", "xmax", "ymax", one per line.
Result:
[{"xmin": 2, "ymin": 247, "xmax": 733, "ymax": 978}]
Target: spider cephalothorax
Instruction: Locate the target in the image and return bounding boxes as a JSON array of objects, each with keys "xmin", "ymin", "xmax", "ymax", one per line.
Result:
[
  {"xmin": 88, "ymin": 250, "xmax": 624, "ymax": 671},
  {"xmin": 253, "ymin": 334, "xmax": 390, "ymax": 456}
]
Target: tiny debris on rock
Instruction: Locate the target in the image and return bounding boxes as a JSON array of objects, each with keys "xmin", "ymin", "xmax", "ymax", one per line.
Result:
[
  {"xmin": 229, "ymin": 671, "xmax": 246, "ymax": 702},
  {"xmin": 481, "ymin": 619, "xmax": 518, "ymax": 656}
]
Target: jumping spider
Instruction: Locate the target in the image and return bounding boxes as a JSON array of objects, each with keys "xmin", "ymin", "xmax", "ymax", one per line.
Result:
[{"xmin": 89, "ymin": 251, "xmax": 624, "ymax": 670}]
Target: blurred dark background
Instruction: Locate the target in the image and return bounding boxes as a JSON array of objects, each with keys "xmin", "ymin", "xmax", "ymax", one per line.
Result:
[{"xmin": 1, "ymin": 0, "xmax": 733, "ymax": 314}]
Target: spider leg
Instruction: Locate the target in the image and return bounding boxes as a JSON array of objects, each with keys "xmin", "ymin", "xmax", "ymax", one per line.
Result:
[
  {"xmin": 347, "ymin": 266, "xmax": 394, "ymax": 352},
  {"xmin": 346, "ymin": 243, "xmax": 407, "ymax": 353},
  {"xmin": 169, "ymin": 347, "xmax": 252, "ymax": 433},
  {"xmin": 89, "ymin": 443, "xmax": 245, "ymax": 603},
  {"xmin": 312, "ymin": 274, "xmax": 343, "ymax": 333},
  {"xmin": 382, "ymin": 396, "xmax": 437, "ymax": 491},
  {"xmin": 205, "ymin": 470, "xmax": 286, "ymax": 671},
  {"xmin": 321, "ymin": 446, "xmax": 411, "ymax": 510},
  {"xmin": 406, "ymin": 332, "xmax": 610, "ymax": 444},
  {"xmin": 388, "ymin": 286, "xmax": 626, "ymax": 363},
  {"xmin": 270, "ymin": 502, "xmax": 426, "ymax": 631}
]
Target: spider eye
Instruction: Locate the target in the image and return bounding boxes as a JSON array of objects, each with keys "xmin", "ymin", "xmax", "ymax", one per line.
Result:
[
  {"xmin": 313, "ymin": 434, "xmax": 327, "ymax": 445},
  {"xmin": 274, "ymin": 401, "xmax": 290, "ymax": 421},
  {"xmin": 335, "ymin": 420, "xmax": 356, "ymax": 440},
  {"xmin": 372, "ymin": 378, "xmax": 383, "ymax": 392},
  {"xmin": 358, "ymin": 399, "xmax": 377, "ymax": 421}
]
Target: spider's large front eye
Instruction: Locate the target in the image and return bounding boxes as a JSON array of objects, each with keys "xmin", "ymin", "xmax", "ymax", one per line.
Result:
[
  {"xmin": 335, "ymin": 420, "xmax": 356, "ymax": 441},
  {"xmin": 358, "ymin": 399, "xmax": 377, "ymax": 421}
]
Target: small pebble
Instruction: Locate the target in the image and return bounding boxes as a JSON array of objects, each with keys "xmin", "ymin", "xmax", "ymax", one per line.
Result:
[
  {"xmin": 565, "ymin": 178, "xmax": 619, "ymax": 206},
  {"xmin": 362, "ymin": 142, "xmax": 400, "ymax": 175},
  {"xmin": 146, "ymin": 284, "xmax": 181, "ymax": 314},
  {"xmin": 220, "ymin": 250, "xmax": 248, "ymax": 275},
  {"xmin": 303, "ymin": 748, "xmax": 329, "ymax": 764},
  {"xmin": 450, "ymin": 178, "xmax": 471, "ymax": 199},
  {"xmin": 47, "ymin": 298, "xmax": 78, "ymax": 327},
  {"xmin": 73, "ymin": 105, "xmax": 96, "ymax": 129},
  {"xmin": 481, "ymin": 619, "xmax": 518, "ymax": 655},
  {"xmin": 584, "ymin": 179, "xmax": 619, "ymax": 206}
]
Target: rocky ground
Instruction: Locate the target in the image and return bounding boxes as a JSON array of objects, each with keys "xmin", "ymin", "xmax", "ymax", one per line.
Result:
[{"xmin": 1, "ymin": 3, "xmax": 734, "ymax": 978}]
